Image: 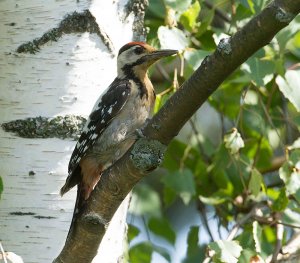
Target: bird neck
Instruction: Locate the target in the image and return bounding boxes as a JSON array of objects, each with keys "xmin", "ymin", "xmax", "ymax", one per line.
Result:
[{"xmin": 119, "ymin": 64, "xmax": 153, "ymax": 99}]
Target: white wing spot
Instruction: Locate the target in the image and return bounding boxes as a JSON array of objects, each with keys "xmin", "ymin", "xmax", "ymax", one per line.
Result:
[{"xmin": 108, "ymin": 107, "xmax": 112, "ymax": 114}]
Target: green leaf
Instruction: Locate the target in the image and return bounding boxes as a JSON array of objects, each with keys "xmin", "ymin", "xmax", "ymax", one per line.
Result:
[
  {"xmin": 238, "ymin": 249, "xmax": 257, "ymax": 263},
  {"xmin": 147, "ymin": 0, "xmax": 166, "ymax": 19},
  {"xmin": 163, "ymin": 139, "xmax": 200, "ymax": 172},
  {"xmin": 161, "ymin": 169, "xmax": 196, "ymax": 204},
  {"xmin": 164, "ymin": 0, "xmax": 192, "ymax": 13},
  {"xmin": 209, "ymin": 240, "xmax": 243, "ymax": 263},
  {"xmin": 224, "ymin": 128, "xmax": 245, "ymax": 154},
  {"xmin": 154, "ymin": 91, "xmax": 174, "ymax": 114},
  {"xmin": 212, "ymin": 169, "xmax": 233, "ymax": 192},
  {"xmin": 272, "ymin": 188, "xmax": 289, "ymax": 212},
  {"xmin": 209, "ymin": 78, "xmax": 243, "ymax": 120},
  {"xmin": 158, "ymin": 26, "xmax": 189, "ymax": 50},
  {"xmin": 163, "ymin": 186, "xmax": 177, "ymax": 206},
  {"xmin": 183, "ymin": 226, "xmax": 206, "ymax": 262},
  {"xmin": 153, "ymin": 94, "xmax": 162, "ymax": 114},
  {"xmin": 240, "ymin": 0, "xmax": 267, "ymax": 13},
  {"xmin": 248, "ymin": 169, "xmax": 262, "ymax": 196},
  {"xmin": 197, "ymin": 8, "xmax": 214, "ymax": 36},
  {"xmin": 199, "ymin": 189, "xmax": 231, "ymax": 205},
  {"xmin": 129, "ymin": 241, "xmax": 171, "ymax": 263},
  {"xmin": 184, "ymin": 49, "xmax": 211, "ymax": 70},
  {"xmin": 240, "ymin": 0, "xmax": 255, "ymax": 13},
  {"xmin": 276, "ymin": 28, "xmax": 295, "ymax": 53},
  {"xmin": 289, "ymin": 149, "xmax": 300, "ymax": 165},
  {"xmin": 235, "ymin": 4, "xmax": 253, "ymax": 20},
  {"xmin": 129, "ymin": 242, "xmax": 153, "ymax": 263},
  {"xmin": 128, "ymin": 224, "xmax": 140, "ymax": 243},
  {"xmin": 148, "ymin": 217, "xmax": 176, "ymax": 245},
  {"xmin": 279, "ymin": 162, "xmax": 300, "ymax": 195},
  {"xmin": 153, "ymin": 245, "xmax": 171, "ymax": 262},
  {"xmin": 287, "ymin": 30, "xmax": 300, "ymax": 58},
  {"xmin": 129, "ymin": 184, "xmax": 161, "ymax": 217},
  {"xmin": 276, "ymin": 18, "xmax": 300, "ymax": 53},
  {"xmin": 276, "ymin": 70, "xmax": 300, "ymax": 112},
  {"xmin": 294, "ymin": 188, "xmax": 300, "ymax": 204},
  {"xmin": 242, "ymin": 55, "xmax": 275, "ymax": 86},
  {"xmin": 240, "ymin": 105, "xmax": 266, "ymax": 137},
  {"xmin": 180, "ymin": 1, "xmax": 201, "ymax": 31},
  {"xmin": 288, "ymin": 137, "xmax": 300, "ymax": 150},
  {"xmin": 197, "ymin": 30, "xmax": 216, "ymax": 50},
  {"xmin": 187, "ymin": 226, "xmax": 199, "ymax": 257},
  {"xmin": 282, "ymin": 207, "xmax": 300, "ymax": 227},
  {"xmin": 0, "ymin": 177, "xmax": 3, "ymax": 199}
]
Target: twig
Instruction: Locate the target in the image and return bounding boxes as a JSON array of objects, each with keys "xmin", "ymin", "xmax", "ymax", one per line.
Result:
[
  {"xmin": 269, "ymin": 231, "xmax": 300, "ymax": 262},
  {"xmin": 0, "ymin": 242, "xmax": 8, "ymax": 263},
  {"xmin": 282, "ymin": 95, "xmax": 293, "ymax": 144},
  {"xmin": 287, "ymin": 63, "xmax": 300, "ymax": 70},
  {"xmin": 260, "ymin": 156, "xmax": 286, "ymax": 174},
  {"xmin": 189, "ymin": 119, "xmax": 211, "ymax": 163},
  {"xmin": 155, "ymin": 63, "xmax": 171, "ymax": 81},
  {"xmin": 252, "ymin": 135, "xmax": 263, "ymax": 169},
  {"xmin": 204, "ymin": 0, "xmax": 231, "ymax": 23},
  {"xmin": 197, "ymin": 200, "xmax": 215, "ymax": 242},
  {"xmin": 271, "ymin": 219, "xmax": 284, "ymax": 262},
  {"xmin": 278, "ymin": 221, "xmax": 300, "ymax": 229},
  {"xmin": 203, "ymin": 204, "xmax": 263, "ymax": 263},
  {"xmin": 227, "ymin": 205, "xmax": 259, "ymax": 241}
]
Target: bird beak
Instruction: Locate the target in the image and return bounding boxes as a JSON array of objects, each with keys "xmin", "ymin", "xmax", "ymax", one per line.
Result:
[{"xmin": 147, "ymin": 49, "xmax": 178, "ymax": 61}]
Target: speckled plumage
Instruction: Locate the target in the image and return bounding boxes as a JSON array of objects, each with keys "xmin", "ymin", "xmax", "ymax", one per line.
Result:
[{"xmin": 60, "ymin": 42, "xmax": 177, "ymax": 202}]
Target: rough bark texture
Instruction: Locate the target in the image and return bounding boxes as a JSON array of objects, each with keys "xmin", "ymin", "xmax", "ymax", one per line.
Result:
[
  {"xmin": 54, "ymin": 0, "xmax": 300, "ymax": 262},
  {"xmin": 0, "ymin": 0, "xmax": 147, "ymax": 262}
]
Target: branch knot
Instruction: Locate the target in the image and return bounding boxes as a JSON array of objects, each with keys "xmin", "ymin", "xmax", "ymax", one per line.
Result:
[
  {"xmin": 130, "ymin": 138, "xmax": 166, "ymax": 172},
  {"xmin": 217, "ymin": 38, "xmax": 232, "ymax": 55},
  {"xmin": 275, "ymin": 6, "xmax": 295, "ymax": 24}
]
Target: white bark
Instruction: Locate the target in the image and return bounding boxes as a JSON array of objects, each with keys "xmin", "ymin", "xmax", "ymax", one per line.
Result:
[{"xmin": 0, "ymin": 0, "xmax": 141, "ymax": 262}]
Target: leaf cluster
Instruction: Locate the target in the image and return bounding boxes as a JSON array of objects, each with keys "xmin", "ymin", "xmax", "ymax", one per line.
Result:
[{"xmin": 128, "ymin": 0, "xmax": 300, "ymax": 262}]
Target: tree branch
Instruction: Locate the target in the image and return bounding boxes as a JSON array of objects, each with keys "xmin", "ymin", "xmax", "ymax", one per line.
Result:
[{"xmin": 53, "ymin": 1, "xmax": 300, "ymax": 262}]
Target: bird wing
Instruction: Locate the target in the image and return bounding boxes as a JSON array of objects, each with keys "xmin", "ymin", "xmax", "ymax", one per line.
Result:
[{"xmin": 60, "ymin": 78, "xmax": 131, "ymax": 195}]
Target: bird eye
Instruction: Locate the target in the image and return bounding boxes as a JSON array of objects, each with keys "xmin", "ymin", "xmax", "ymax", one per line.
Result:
[{"xmin": 134, "ymin": 46, "xmax": 144, "ymax": 55}]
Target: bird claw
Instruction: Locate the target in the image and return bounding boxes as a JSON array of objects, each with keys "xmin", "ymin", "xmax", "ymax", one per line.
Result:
[
  {"xmin": 135, "ymin": 128, "xmax": 145, "ymax": 138},
  {"xmin": 135, "ymin": 118, "xmax": 151, "ymax": 138}
]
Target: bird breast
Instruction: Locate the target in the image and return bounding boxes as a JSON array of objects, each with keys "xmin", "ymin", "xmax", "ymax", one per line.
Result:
[{"xmin": 89, "ymin": 80, "xmax": 154, "ymax": 169}]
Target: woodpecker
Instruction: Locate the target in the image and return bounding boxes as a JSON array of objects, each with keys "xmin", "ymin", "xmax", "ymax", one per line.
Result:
[{"xmin": 60, "ymin": 42, "xmax": 177, "ymax": 203}]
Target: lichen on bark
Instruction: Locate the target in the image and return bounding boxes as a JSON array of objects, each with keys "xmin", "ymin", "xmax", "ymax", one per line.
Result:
[
  {"xmin": 130, "ymin": 137, "xmax": 166, "ymax": 171},
  {"xmin": 125, "ymin": 0, "xmax": 149, "ymax": 41},
  {"xmin": 2, "ymin": 115, "xmax": 86, "ymax": 139},
  {"xmin": 17, "ymin": 10, "xmax": 114, "ymax": 54}
]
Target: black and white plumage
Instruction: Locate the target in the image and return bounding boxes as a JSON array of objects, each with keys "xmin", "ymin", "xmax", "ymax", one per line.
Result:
[{"xmin": 60, "ymin": 42, "xmax": 177, "ymax": 203}]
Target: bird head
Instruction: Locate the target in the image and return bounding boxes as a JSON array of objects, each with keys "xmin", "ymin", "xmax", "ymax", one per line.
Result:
[{"xmin": 117, "ymin": 42, "xmax": 177, "ymax": 79}]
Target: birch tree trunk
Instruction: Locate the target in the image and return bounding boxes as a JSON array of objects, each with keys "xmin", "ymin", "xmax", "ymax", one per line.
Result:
[{"xmin": 0, "ymin": 0, "xmax": 146, "ymax": 262}]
